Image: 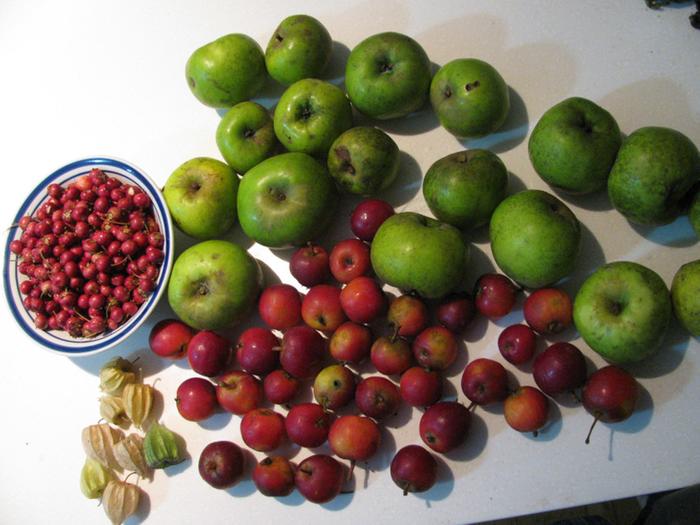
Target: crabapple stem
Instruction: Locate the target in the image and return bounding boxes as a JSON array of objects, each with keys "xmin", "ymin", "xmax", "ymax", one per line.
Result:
[{"xmin": 585, "ymin": 415, "xmax": 600, "ymax": 445}]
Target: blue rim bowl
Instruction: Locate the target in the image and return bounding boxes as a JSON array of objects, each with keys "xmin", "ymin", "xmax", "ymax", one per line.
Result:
[{"xmin": 3, "ymin": 156, "xmax": 174, "ymax": 357}]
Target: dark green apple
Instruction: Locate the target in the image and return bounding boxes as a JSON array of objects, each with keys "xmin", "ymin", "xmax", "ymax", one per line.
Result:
[
  {"xmin": 265, "ymin": 14, "xmax": 332, "ymax": 86},
  {"xmin": 327, "ymin": 126, "xmax": 400, "ymax": 195},
  {"xmin": 185, "ymin": 33, "xmax": 266, "ymax": 108},
  {"xmin": 370, "ymin": 212, "xmax": 469, "ymax": 299},
  {"xmin": 574, "ymin": 261, "xmax": 671, "ymax": 363},
  {"xmin": 423, "ymin": 149, "xmax": 508, "ymax": 230},
  {"xmin": 216, "ymin": 101, "xmax": 278, "ymax": 174},
  {"xmin": 345, "ymin": 32, "xmax": 431, "ymax": 120},
  {"xmin": 237, "ymin": 152, "xmax": 338, "ymax": 247},
  {"xmin": 671, "ymin": 259, "xmax": 700, "ymax": 336},
  {"xmin": 273, "ymin": 78, "xmax": 353, "ymax": 157},
  {"xmin": 430, "ymin": 58, "xmax": 509, "ymax": 138},
  {"xmin": 490, "ymin": 190, "xmax": 581, "ymax": 288},
  {"xmin": 168, "ymin": 240, "xmax": 263, "ymax": 330},
  {"xmin": 608, "ymin": 126, "xmax": 700, "ymax": 225},
  {"xmin": 528, "ymin": 97, "xmax": 622, "ymax": 194},
  {"xmin": 164, "ymin": 157, "xmax": 239, "ymax": 240}
]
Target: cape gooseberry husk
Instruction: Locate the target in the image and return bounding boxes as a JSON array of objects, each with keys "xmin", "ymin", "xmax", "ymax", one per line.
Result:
[
  {"xmin": 114, "ymin": 434, "xmax": 150, "ymax": 478},
  {"xmin": 99, "ymin": 395, "xmax": 129, "ymax": 427},
  {"xmin": 80, "ymin": 457, "xmax": 114, "ymax": 499},
  {"xmin": 143, "ymin": 422, "xmax": 184, "ymax": 469},
  {"xmin": 99, "ymin": 358, "xmax": 137, "ymax": 395},
  {"xmin": 81, "ymin": 423, "xmax": 124, "ymax": 470},
  {"xmin": 121, "ymin": 383, "xmax": 153, "ymax": 430},
  {"xmin": 102, "ymin": 479, "xmax": 141, "ymax": 525}
]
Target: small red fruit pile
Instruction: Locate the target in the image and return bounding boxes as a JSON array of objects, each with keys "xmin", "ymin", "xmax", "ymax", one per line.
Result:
[
  {"xmin": 149, "ymin": 197, "xmax": 640, "ymax": 502},
  {"xmin": 10, "ymin": 168, "xmax": 165, "ymax": 337}
]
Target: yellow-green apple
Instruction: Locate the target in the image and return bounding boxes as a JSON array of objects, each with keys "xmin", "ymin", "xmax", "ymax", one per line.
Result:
[
  {"xmin": 370, "ymin": 212, "xmax": 469, "ymax": 299},
  {"xmin": 423, "ymin": 149, "xmax": 508, "ymax": 230},
  {"xmin": 237, "ymin": 152, "xmax": 338, "ymax": 247},
  {"xmin": 573, "ymin": 261, "xmax": 672, "ymax": 363},
  {"xmin": 327, "ymin": 126, "xmax": 400, "ymax": 195},
  {"xmin": 167, "ymin": 240, "xmax": 262, "ymax": 330},
  {"xmin": 671, "ymin": 259, "xmax": 700, "ymax": 336},
  {"xmin": 430, "ymin": 58, "xmax": 509, "ymax": 138},
  {"xmin": 608, "ymin": 127, "xmax": 700, "ymax": 225},
  {"xmin": 186, "ymin": 33, "xmax": 266, "ymax": 108},
  {"xmin": 490, "ymin": 190, "xmax": 581, "ymax": 288},
  {"xmin": 313, "ymin": 364, "xmax": 356, "ymax": 411},
  {"xmin": 216, "ymin": 101, "xmax": 278, "ymax": 174},
  {"xmin": 265, "ymin": 14, "xmax": 332, "ymax": 86},
  {"xmin": 164, "ymin": 157, "xmax": 239, "ymax": 240},
  {"xmin": 345, "ymin": 32, "xmax": 431, "ymax": 120},
  {"xmin": 273, "ymin": 78, "xmax": 352, "ymax": 157},
  {"xmin": 528, "ymin": 97, "xmax": 622, "ymax": 194}
]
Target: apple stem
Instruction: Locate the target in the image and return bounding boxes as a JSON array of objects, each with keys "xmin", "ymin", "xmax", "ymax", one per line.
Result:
[
  {"xmin": 532, "ymin": 430, "xmax": 539, "ymax": 438},
  {"xmin": 585, "ymin": 416, "xmax": 600, "ymax": 445},
  {"xmin": 467, "ymin": 401, "xmax": 477, "ymax": 412},
  {"xmin": 390, "ymin": 325, "xmax": 399, "ymax": 343},
  {"xmin": 401, "ymin": 482, "xmax": 409, "ymax": 496},
  {"xmin": 272, "ymin": 346, "xmax": 282, "ymax": 352}
]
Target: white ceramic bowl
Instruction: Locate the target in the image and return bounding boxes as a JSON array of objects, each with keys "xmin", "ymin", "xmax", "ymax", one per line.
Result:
[{"xmin": 3, "ymin": 157, "xmax": 174, "ymax": 356}]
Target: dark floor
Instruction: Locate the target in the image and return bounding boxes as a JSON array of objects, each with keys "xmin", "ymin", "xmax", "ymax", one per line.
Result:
[{"xmin": 480, "ymin": 496, "xmax": 642, "ymax": 525}]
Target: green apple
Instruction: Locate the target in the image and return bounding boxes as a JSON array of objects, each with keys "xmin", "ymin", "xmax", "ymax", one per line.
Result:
[
  {"xmin": 327, "ymin": 126, "xmax": 400, "ymax": 195},
  {"xmin": 430, "ymin": 58, "xmax": 509, "ymax": 138},
  {"xmin": 671, "ymin": 260, "xmax": 700, "ymax": 336},
  {"xmin": 423, "ymin": 149, "xmax": 508, "ymax": 230},
  {"xmin": 168, "ymin": 240, "xmax": 263, "ymax": 330},
  {"xmin": 490, "ymin": 190, "xmax": 581, "ymax": 288},
  {"xmin": 608, "ymin": 126, "xmax": 700, "ymax": 225},
  {"xmin": 370, "ymin": 212, "xmax": 469, "ymax": 299},
  {"xmin": 345, "ymin": 32, "xmax": 431, "ymax": 120},
  {"xmin": 265, "ymin": 14, "xmax": 332, "ymax": 86},
  {"xmin": 574, "ymin": 261, "xmax": 672, "ymax": 363},
  {"xmin": 185, "ymin": 33, "xmax": 266, "ymax": 108},
  {"xmin": 273, "ymin": 78, "xmax": 353, "ymax": 157},
  {"xmin": 237, "ymin": 152, "xmax": 338, "ymax": 247},
  {"xmin": 688, "ymin": 186, "xmax": 700, "ymax": 237},
  {"xmin": 164, "ymin": 157, "xmax": 239, "ymax": 240},
  {"xmin": 216, "ymin": 101, "xmax": 278, "ymax": 174},
  {"xmin": 528, "ymin": 97, "xmax": 622, "ymax": 194}
]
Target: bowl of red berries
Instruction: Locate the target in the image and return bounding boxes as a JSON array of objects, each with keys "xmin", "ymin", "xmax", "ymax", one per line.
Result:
[{"xmin": 3, "ymin": 157, "xmax": 174, "ymax": 356}]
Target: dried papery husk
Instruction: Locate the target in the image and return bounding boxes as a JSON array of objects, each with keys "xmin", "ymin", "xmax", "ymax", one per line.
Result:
[
  {"xmin": 99, "ymin": 358, "xmax": 137, "ymax": 395},
  {"xmin": 99, "ymin": 395, "xmax": 129, "ymax": 427},
  {"xmin": 102, "ymin": 479, "xmax": 141, "ymax": 525},
  {"xmin": 80, "ymin": 457, "xmax": 113, "ymax": 499},
  {"xmin": 121, "ymin": 383, "xmax": 153, "ymax": 429},
  {"xmin": 143, "ymin": 422, "xmax": 183, "ymax": 469},
  {"xmin": 113, "ymin": 434, "xmax": 150, "ymax": 478},
  {"xmin": 81, "ymin": 423, "xmax": 124, "ymax": 470}
]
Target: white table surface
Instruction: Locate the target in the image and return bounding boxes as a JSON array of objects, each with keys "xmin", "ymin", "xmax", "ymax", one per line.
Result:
[{"xmin": 1, "ymin": 1, "xmax": 699, "ymax": 524}]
